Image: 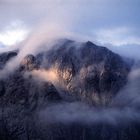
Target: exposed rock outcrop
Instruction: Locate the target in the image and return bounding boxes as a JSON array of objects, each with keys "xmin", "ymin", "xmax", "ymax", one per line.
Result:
[
  {"xmin": 39, "ymin": 40, "xmax": 130, "ymax": 105},
  {"xmin": 0, "ymin": 51, "xmax": 17, "ymax": 69}
]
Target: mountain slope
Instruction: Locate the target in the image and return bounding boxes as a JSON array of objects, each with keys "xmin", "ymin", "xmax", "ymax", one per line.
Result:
[{"xmin": 0, "ymin": 39, "xmax": 134, "ymax": 140}]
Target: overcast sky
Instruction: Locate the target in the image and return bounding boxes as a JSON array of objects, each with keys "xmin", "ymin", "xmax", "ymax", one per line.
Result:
[{"xmin": 0, "ymin": 0, "xmax": 140, "ymax": 46}]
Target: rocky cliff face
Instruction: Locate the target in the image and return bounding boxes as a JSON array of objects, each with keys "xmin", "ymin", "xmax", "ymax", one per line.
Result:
[
  {"xmin": 41, "ymin": 40, "xmax": 130, "ymax": 105},
  {"xmin": 0, "ymin": 39, "xmax": 135, "ymax": 140},
  {"xmin": 0, "ymin": 39, "xmax": 130, "ymax": 106}
]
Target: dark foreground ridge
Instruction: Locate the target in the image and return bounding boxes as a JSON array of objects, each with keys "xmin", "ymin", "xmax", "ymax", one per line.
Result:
[{"xmin": 0, "ymin": 39, "xmax": 139, "ymax": 140}]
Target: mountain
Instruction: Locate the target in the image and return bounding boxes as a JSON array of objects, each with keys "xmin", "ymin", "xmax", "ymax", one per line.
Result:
[
  {"xmin": 0, "ymin": 50, "xmax": 17, "ymax": 69},
  {"xmin": 0, "ymin": 39, "xmax": 138, "ymax": 140},
  {"xmin": 0, "ymin": 39, "xmax": 131, "ymax": 105}
]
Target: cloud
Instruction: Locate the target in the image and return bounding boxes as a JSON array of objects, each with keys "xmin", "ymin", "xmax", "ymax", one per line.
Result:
[
  {"xmin": 38, "ymin": 102, "xmax": 140, "ymax": 126},
  {"xmin": 0, "ymin": 21, "xmax": 29, "ymax": 46},
  {"xmin": 0, "ymin": 22, "xmax": 77, "ymax": 78},
  {"xmin": 0, "ymin": 0, "xmax": 140, "ymax": 37},
  {"xmin": 30, "ymin": 68, "xmax": 59, "ymax": 84},
  {"xmin": 93, "ymin": 27, "xmax": 140, "ymax": 46},
  {"xmin": 112, "ymin": 65, "xmax": 140, "ymax": 108},
  {"xmin": 91, "ymin": 27, "xmax": 140, "ymax": 60}
]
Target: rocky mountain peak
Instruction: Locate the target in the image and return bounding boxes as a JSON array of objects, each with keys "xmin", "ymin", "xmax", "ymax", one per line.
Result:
[
  {"xmin": 20, "ymin": 54, "xmax": 38, "ymax": 71},
  {"xmin": 0, "ymin": 39, "xmax": 131, "ymax": 106}
]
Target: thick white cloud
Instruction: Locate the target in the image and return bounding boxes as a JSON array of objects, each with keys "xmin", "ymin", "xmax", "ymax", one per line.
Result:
[{"xmin": 0, "ymin": 20, "xmax": 29, "ymax": 46}]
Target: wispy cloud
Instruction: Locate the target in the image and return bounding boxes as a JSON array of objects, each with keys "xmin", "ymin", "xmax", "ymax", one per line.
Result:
[{"xmin": 94, "ymin": 27, "xmax": 140, "ymax": 46}]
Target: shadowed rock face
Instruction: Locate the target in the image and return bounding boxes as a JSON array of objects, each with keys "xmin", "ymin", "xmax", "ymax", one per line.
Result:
[
  {"xmin": 20, "ymin": 54, "xmax": 39, "ymax": 71},
  {"xmin": 0, "ymin": 39, "xmax": 134, "ymax": 140},
  {"xmin": 1, "ymin": 73, "xmax": 61, "ymax": 108},
  {"xmin": 0, "ymin": 51, "xmax": 17, "ymax": 69}
]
